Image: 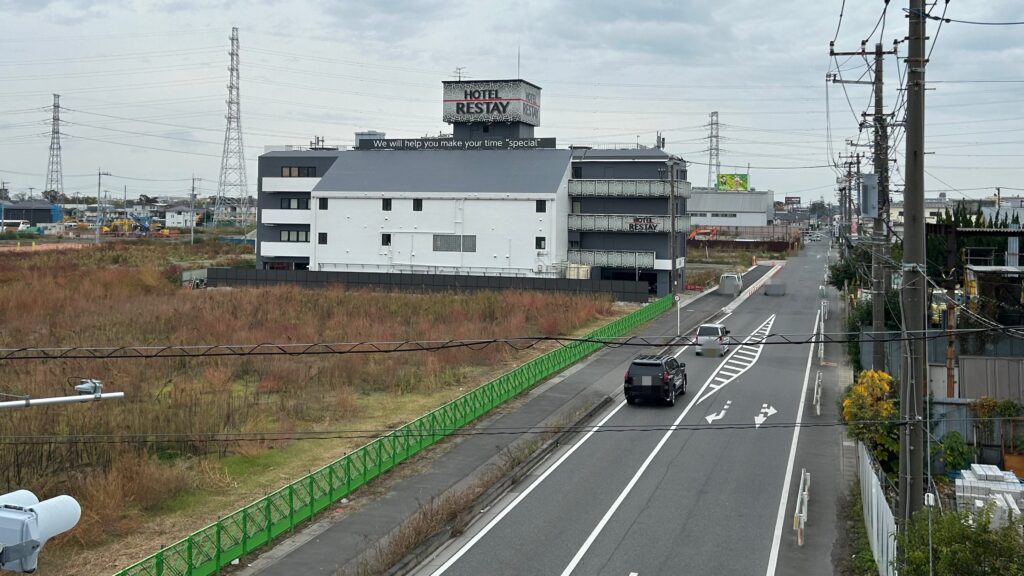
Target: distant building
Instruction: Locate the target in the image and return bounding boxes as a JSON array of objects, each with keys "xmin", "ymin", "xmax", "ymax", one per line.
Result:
[
  {"xmin": 255, "ymin": 78, "xmax": 691, "ymax": 295},
  {"xmin": 686, "ymin": 188, "xmax": 773, "ymax": 227},
  {"xmin": 166, "ymin": 205, "xmax": 200, "ymax": 229},
  {"xmin": 0, "ymin": 200, "xmax": 62, "ymax": 225}
]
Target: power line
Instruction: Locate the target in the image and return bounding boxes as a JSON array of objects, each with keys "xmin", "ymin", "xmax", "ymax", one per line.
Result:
[
  {"xmin": 907, "ymin": 8, "xmax": 1024, "ymax": 26},
  {"xmin": 0, "ymin": 327, "xmax": 1018, "ymax": 362}
]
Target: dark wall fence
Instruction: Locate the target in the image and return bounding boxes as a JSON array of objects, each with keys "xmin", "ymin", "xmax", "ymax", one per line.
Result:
[
  {"xmin": 206, "ymin": 267, "xmax": 653, "ymax": 302},
  {"xmin": 685, "ymin": 239, "xmax": 793, "ymax": 253}
]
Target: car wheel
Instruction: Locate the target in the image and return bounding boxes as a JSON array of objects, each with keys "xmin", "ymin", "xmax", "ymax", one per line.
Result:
[
  {"xmin": 682, "ymin": 376, "xmax": 688, "ymax": 394},
  {"xmin": 666, "ymin": 386, "xmax": 676, "ymax": 407}
]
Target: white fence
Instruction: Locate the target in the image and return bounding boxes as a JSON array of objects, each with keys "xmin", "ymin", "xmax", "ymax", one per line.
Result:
[{"xmin": 858, "ymin": 442, "xmax": 898, "ymax": 576}]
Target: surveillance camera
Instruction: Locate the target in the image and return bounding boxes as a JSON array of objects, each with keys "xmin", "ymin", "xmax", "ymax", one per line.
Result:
[
  {"xmin": 0, "ymin": 491, "xmax": 81, "ymax": 573},
  {"xmin": 73, "ymin": 379, "xmax": 102, "ymax": 395}
]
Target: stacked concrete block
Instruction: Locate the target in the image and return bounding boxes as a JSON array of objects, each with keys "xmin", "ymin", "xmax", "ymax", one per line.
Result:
[{"xmin": 955, "ymin": 464, "xmax": 1024, "ymax": 523}]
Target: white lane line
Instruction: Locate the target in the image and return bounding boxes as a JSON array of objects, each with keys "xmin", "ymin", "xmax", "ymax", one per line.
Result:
[
  {"xmin": 558, "ymin": 352, "xmax": 734, "ymax": 576},
  {"xmin": 765, "ymin": 309, "xmax": 821, "ymax": 576},
  {"xmin": 672, "ymin": 346, "xmax": 690, "ymax": 359},
  {"xmin": 429, "ymin": 400, "xmax": 628, "ymax": 575}
]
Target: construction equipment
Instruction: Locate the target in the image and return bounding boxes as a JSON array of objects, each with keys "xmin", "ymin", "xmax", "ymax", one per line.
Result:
[{"xmin": 688, "ymin": 227, "xmax": 718, "ymax": 241}]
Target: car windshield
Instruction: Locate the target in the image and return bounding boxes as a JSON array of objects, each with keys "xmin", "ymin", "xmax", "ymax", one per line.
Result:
[{"xmin": 697, "ymin": 326, "xmax": 719, "ymax": 336}]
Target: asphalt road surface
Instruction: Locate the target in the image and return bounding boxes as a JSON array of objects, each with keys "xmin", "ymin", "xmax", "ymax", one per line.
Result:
[{"xmin": 412, "ymin": 244, "xmax": 834, "ymax": 576}]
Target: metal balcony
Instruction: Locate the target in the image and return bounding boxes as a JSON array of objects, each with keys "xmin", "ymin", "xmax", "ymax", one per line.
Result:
[
  {"xmin": 568, "ymin": 179, "xmax": 691, "ymax": 198},
  {"xmin": 568, "ymin": 249, "xmax": 656, "ymax": 269},
  {"xmin": 568, "ymin": 213, "xmax": 690, "ymax": 233}
]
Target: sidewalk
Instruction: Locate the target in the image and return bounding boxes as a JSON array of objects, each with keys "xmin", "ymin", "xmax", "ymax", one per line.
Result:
[{"xmin": 774, "ymin": 275, "xmax": 857, "ymax": 575}]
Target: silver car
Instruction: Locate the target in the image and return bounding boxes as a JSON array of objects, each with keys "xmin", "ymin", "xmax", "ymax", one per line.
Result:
[{"xmin": 696, "ymin": 323, "xmax": 730, "ymax": 356}]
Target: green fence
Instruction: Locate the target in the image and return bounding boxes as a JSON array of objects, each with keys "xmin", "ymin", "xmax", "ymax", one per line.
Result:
[{"xmin": 114, "ymin": 295, "xmax": 672, "ymax": 576}]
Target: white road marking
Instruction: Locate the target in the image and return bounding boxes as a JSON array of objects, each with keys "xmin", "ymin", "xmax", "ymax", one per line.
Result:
[
  {"xmin": 558, "ymin": 353, "xmax": 741, "ymax": 576},
  {"xmin": 704, "ymin": 400, "xmax": 732, "ymax": 424},
  {"xmin": 428, "ymin": 400, "xmax": 628, "ymax": 575},
  {"xmin": 754, "ymin": 404, "xmax": 778, "ymax": 429},
  {"xmin": 696, "ymin": 315, "xmax": 776, "ymax": 405},
  {"xmin": 765, "ymin": 309, "xmax": 821, "ymax": 576},
  {"xmin": 629, "ymin": 572, "xmax": 639, "ymax": 576}
]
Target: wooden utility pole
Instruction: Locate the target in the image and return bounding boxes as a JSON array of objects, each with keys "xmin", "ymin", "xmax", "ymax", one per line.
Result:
[{"xmin": 900, "ymin": 0, "xmax": 928, "ymax": 520}]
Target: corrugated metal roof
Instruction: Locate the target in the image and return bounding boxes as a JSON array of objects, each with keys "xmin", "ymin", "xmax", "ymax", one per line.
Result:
[
  {"xmin": 313, "ymin": 149, "xmax": 572, "ymax": 193},
  {"xmin": 2, "ymin": 201, "xmax": 56, "ymax": 209},
  {"xmin": 688, "ymin": 190, "xmax": 772, "ymax": 213}
]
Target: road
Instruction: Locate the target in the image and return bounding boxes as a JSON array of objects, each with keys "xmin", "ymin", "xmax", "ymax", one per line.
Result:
[{"xmin": 412, "ymin": 243, "xmax": 836, "ymax": 576}]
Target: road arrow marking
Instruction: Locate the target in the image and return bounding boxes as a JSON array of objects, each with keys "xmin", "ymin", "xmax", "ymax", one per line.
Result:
[
  {"xmin": 705, "ymin": 400, "xmax": 732, "ymax": 424},
  {"xmin": 754, "ymin": 403, "xmax": 778, "ymax": 428}
]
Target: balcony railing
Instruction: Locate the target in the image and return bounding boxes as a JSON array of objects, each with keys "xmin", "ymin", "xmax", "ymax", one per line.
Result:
[
  {"xmin": 568, "ymin": 249, "xmax": 656, "ymax": 269},
  {"xmin": 568, "ymin": 179, "xmax": 691, "ymax": 198},
  {"xmin": 261, "ymin": 208, "xmax": 311, "ymax": 225},
  {"xmin": 568, "ymin": 213, "xmax": 690, "ymax": 233}
]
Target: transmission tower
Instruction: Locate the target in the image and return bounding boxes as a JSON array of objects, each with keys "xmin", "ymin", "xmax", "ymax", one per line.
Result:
[
  {"xmin": 44, "ymin": 94, "xmax": 64, "ymax": 197},
  {"xmin": 706, "ymin": 111, "xmax": 720, "ymax": 189},
  {"xmin": 215, "ymin": 27, "xmax": 250, "ymax": 225}
]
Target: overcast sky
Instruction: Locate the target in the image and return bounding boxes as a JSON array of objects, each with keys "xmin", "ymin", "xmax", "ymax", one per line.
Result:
[{"xmin": 1, "ymin": 0, "xmax": 1022, "ymax": 204}]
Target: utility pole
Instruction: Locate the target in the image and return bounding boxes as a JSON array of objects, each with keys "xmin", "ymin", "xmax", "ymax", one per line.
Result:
[
  {"xmin": 900, "ymin": 0, "xmax": 928, "ymax": 521},
  {"xmin": 871, "ymin": 42, "xmax": 890, "ymax": 372},
  {"xmin": 190, "ymin": 176, "xmax": 200, "ymax": 246},
  {"xmin": 669, "ymin": 159, "xmax": 679, "ymax": 336},
  {"xmin": 95, "ymin": 170, "xmax": 110, "ymax": 245}
]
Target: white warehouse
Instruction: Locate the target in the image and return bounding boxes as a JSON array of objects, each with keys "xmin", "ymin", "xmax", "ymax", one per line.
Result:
[{"xmin": 259, "ymin": 149, "xmax": 572, "ymax": 276}]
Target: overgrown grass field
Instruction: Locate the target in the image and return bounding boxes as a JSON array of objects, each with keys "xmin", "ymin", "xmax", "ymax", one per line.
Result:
[{"xmin": 0, "ymin": 241, "xmax": 617, "ymax": 574}]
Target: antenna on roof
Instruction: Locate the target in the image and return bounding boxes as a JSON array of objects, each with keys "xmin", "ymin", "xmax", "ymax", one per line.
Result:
[
  {"xmin": 452, "ymin": 67, "xmax": 466, "ymax": 81},
  {"xmin": 517, "ymin": 45, "xmax": 521, "ymax": 78}
]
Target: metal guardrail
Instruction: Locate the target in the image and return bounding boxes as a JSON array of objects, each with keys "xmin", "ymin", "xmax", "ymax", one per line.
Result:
[
  {"xmin": 813, "ymin": 371, "xmax": 823, "ymax": 417},
  {"xmin": 793, "ymin": 468, "xmax": 811, "ymax": 546},
  {"xmin": 113, "ymin": 295, "xmax": 673, "ymax": 576}
]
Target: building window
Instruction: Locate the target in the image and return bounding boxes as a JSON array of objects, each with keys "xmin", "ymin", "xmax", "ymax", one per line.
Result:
[
  {"xmin": 280, "ymin": 198, "xmax": 309, "ymax": 210},
  {"xmin": 536, "ymin": 200, "xmax": 546, "ymax": 213},
  {"xmin": 572, "ymin": 200, "xmax": 582, "ymax": 213},
  {"xmin": 279, "ymin": 230, "xmax": 309, "ymax": 242},
  {"xmin": 382, "ymin": 198, "xmax": 392, "ymax": 211},
  {"xmin": 319, "ymin": 198, "xmax": 328, "ymax": 210},
  {"xmin": 535, "ymin": 236, "xmax": 546, "ymax": 250},
  {"xmin": 569, "ymin": 240, "xmax": 580, "ymax": 249},
  {"xmin": 572, "ymin": 166, "xmax": 582, "ymax": 179},
  {"xmin": 318, "ymin": 232, "xmax": 327, "ymax": 245},
  {"xmin": 433, "ymin": 234, "xmax": 476, "ymax": 253},
  {"xmin": 280, "ymin": 166, "xmax": 316, "ymax": 177},
  {"xmin": 413, "ymin": 198, "xmax": 423, "ymax": 212},
  {"xmin": 381, "ymin": 233, "xmax": 392, "ymax": 246}
]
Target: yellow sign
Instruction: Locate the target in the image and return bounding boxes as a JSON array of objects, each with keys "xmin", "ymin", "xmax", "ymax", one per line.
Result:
[{"xmin": 717, "ymin": 173, "xmax": 749, "ymax": 191}]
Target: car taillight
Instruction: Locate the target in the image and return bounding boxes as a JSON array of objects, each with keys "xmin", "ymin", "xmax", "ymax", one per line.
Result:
[
  {"xmin": 624, "ymin": 371, "xmax": 632, "ymax": 384},
  {"xmin": 662, "ymin": 371, "xmax": 670, "ymax": 383}
]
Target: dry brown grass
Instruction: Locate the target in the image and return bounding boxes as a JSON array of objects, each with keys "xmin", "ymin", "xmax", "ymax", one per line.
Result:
[{"xmin": 0, "ymin": 240, "xmax": 616, "ymax": 571}]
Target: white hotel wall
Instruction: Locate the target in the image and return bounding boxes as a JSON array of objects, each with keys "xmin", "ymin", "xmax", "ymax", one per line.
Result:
[{"xmin": 309, "ymin": 190, "xmax": 566, "ymax": 276}]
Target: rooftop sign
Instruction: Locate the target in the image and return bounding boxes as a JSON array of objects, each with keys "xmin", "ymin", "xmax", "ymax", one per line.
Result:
[
  {"xmin": 355, "ymin": 137, "xmax": 556, "ymax": 151},
  {"xmin": 442, "ymin": 80, "xmax": 541, "ymax": 126}
]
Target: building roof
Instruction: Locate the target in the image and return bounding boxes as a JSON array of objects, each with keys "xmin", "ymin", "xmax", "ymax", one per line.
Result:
[
  {"xmin": 165, "ymin": 205, "xmax": 196, "ymax": 212},
  {"xmin": 2, "ymin": 200, "xmax": 56, "ymax": 209},
  {"xmin": 261, "ymin": 149, "xmax": 346, "ymax": 158},
  {"xmin": 570, "ymin": 147, "xmax": 672, "ymax": 161},
  {"xmin": 313, "ymin": 149, "xmax": 572, "ymax": 194},
  {"xmin": 688, "ymin": 190, "xmax": 772, "ymax": 213}
]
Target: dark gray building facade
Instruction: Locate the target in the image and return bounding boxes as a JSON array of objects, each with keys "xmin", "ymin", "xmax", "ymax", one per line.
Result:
[{"xmin": 568, "ymin": 148, "xmax": 689, "ymax": 295}]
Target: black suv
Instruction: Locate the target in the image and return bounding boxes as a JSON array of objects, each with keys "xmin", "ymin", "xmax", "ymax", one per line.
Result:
[{"xmin": 624, "ymin": 354, "xmax": 687, "ymax": 406}]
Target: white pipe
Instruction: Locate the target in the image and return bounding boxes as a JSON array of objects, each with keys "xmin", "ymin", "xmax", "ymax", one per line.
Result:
[{"xmin": 0, "ymin": 392, "xmax": 124, "ymax": 410}]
